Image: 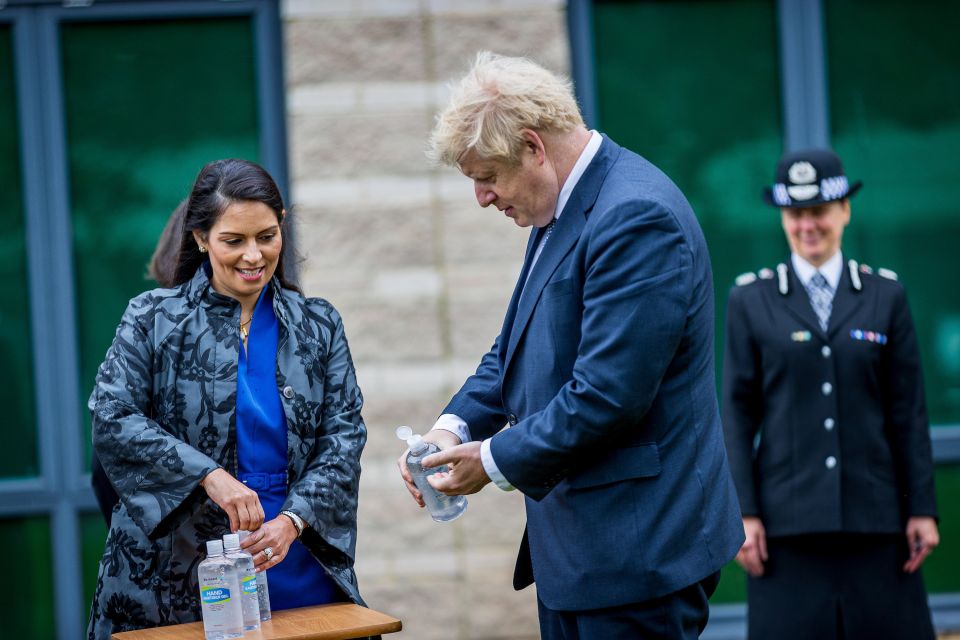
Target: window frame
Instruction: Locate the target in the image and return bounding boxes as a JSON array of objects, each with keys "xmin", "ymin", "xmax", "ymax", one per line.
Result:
[{"xmin": 0, "ymin": 2, "xmax": 288, "ymax": 638}]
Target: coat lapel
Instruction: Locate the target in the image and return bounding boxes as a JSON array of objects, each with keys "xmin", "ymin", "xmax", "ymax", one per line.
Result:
[
  {"xmin": 497, "ymin": 226, "xmax": 544, "ymax": 369},
  {"xmin": 827, "ymin": 258, "xmax": 861, "ymax": 337},
  {"xmin": 781, "ymin": 264, "xmax": 826, "ymax": 337},
  {"xmin": 502, "ymin": 136, "xmax": 618, "ymax": 372}
]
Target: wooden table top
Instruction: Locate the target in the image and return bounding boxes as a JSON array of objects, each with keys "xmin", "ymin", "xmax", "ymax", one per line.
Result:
[{"xmin": 112, "ymin": 603, "xmax": 402, "ymax": 640}]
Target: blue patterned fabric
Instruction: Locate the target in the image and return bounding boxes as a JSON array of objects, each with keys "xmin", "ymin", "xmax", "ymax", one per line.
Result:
[{"xmin": 237, "ymin": 287, "xmax": 340, "ymax": 609}]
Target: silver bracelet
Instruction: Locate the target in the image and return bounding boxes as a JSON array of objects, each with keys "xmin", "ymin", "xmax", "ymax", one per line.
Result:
[{"xmin": 280, "ymin": 510, "xmax": 305, "ymax": 537}]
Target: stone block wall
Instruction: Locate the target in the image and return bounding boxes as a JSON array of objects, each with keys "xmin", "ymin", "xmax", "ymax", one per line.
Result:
[{"xmin": 281, "ymin": 1, "xmax": 569, "ymax": 637}]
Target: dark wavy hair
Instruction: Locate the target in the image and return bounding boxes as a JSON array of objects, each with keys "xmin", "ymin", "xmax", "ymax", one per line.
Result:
[
  {"xmin": 171, "ymin": 158, "xmax": 298, "ymax": 291},
  {"xmin": 147, "ymin": 199, "xmax": 187, "ymax": 288}
]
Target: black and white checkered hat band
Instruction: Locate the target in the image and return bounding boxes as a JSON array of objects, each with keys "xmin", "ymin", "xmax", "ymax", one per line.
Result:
[{"xmin": 772, "ymin": 175, "xmax": 850, "ymax": 206}]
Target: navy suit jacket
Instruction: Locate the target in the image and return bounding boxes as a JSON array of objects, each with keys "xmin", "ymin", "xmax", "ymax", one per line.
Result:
[{"xmin": 444, "ymin": 136, "xmax": 743, "ymax": 611}]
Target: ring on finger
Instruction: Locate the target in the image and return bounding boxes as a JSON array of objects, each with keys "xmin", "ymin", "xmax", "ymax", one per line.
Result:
[{"xmin": 263, "ymin": 546, "xmax": 274, "ymax": 561}]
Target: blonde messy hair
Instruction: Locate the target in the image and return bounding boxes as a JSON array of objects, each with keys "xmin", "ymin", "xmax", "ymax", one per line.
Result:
[{"xmin": 428, "ymin": 51, "xmax": 585, "ymax": 167}]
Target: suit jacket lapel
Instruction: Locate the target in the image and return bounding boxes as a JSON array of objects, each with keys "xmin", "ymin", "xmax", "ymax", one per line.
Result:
[
  {"xmin": 827, "ymin": 258, "xmax": 860, "ymax": 337},
  {"xmin": 502, "ymin": 136, "xmax": 619, "ymax": 372},
  {"xmin": 781, "ymin": 264, "xmax": 826, "ymax": 337},
  {"xmin": 498, "ymin": 226, "xmax": 548, "ymax": 369}
]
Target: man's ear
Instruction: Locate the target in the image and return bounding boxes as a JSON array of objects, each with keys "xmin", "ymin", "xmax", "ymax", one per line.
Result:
[{"xmin": 520, "ymin": 129, "xmax": 547, "ymax": 164}]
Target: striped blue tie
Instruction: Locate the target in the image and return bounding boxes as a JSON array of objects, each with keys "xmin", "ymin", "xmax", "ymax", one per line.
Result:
[{"xmin": 806, "ymin": 272, "xmax": 834, "ymax": 331}]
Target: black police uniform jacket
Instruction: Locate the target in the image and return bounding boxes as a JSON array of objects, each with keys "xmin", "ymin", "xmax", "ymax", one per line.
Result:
[{"xmin": 722, "ymin": 257, "xmax": 937, "ymax": 537}]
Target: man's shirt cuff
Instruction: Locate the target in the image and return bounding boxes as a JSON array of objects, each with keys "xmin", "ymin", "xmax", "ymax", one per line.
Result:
[
  {"xmin": 431, "ymin": 414, "xmax": 469, "ymax": 443},
  {"xmin": 481, "ymin": 438, "xmax": 515, "ymax": 491}
]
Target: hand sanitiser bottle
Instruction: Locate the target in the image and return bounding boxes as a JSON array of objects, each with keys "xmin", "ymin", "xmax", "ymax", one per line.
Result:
[
  {"xmin": 222, "ymin": 533, "xmax": 261, "ymax": 631},
  {"xmin": 239, "ymin": 530, "xmax": 271, "ymax": 621},
  {"xmin": 198, "ymin": 539, "xmax": 244, "ymax": 640},
  {"xmin": 396, "ymin": 426, "xmax": 467, "ymax": 522}
]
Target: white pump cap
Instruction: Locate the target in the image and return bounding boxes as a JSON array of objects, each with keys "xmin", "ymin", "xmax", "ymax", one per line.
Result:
[
  {"xmin": 395, "ymin": 426, "xmax": 427, "ymax": 453},
  {"xmin": 206, "ymin": 539, "xmax": 224, "ymax": 556},
  {"xmin": 223, "ymin": 533, "xmax": 241, "ymax": 550}
]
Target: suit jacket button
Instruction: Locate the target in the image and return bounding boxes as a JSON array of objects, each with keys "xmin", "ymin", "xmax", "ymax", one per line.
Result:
[
  {"xmin": 282, "ymin": 386, "xmax": 295, "ymax": 399},
  {"xmin": 508, "ymin": 414, "xmax": 518, "ymax": 426}
]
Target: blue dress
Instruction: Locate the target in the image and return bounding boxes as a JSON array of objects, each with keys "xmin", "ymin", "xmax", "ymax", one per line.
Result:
[{"xmin": 236, "ymin": 287, "xmax": 341, "ymax": 610}]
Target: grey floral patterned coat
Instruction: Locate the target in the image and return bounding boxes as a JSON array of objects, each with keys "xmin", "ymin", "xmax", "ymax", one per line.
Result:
[{"xmin": 87, "ymin": 266, "xmax": 366, "ymax": 639}]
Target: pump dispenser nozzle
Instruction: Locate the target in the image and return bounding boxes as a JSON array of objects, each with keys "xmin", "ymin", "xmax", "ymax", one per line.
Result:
[{"xmin": 396, "ymin": 426, "xmax": 428, "ymax": 453}]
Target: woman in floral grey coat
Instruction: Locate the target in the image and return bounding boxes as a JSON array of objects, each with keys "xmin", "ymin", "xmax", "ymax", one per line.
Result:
[{"xmin": 87, "ymin": 159, "xmax": 366, "ymax": 638}]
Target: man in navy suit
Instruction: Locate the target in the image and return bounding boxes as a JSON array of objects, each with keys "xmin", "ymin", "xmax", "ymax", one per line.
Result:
[{"xmin": 397, "ymin": 51, "xmax": 743, "ymax": 638}]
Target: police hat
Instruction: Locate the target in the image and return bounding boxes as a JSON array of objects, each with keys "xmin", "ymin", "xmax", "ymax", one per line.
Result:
[{"xmin": 763, "ymin": 148, "xmax": 862, "ymax": 208}]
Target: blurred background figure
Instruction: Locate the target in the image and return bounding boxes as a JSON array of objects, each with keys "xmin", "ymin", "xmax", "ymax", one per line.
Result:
[{"xmin": 722, "ymin": 148, "xmax": 939, "ymax": 640}]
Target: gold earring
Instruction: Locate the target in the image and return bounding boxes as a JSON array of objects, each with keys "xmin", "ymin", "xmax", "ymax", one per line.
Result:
[{"xmin": 198, "ymin": 245, "xmax": 207, "ymax": 254}]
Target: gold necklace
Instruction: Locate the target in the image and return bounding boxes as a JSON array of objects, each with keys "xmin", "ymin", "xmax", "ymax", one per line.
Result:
[{"xmin": 239, "ymin": 317, "xmax": 252, "ymax": 341}]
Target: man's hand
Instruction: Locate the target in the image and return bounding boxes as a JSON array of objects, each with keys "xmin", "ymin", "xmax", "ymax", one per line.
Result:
[
  {"xmin": 904, "ymin": 516, "xmax": 939, "ymax": 573},
  {"xmin": 200, "ymin": 468, "xmax": 265, "ymax": 532},
  {"xmin": 735, "ymin": 516, "xmax": 768, "ymax": 577},
  {"xmin": 397, "ymin": 429, "xmax": 461, "ymax": 507},
  {"xmin": 423, "ymin": 442, "xmax": 490, "ymax": 495}
]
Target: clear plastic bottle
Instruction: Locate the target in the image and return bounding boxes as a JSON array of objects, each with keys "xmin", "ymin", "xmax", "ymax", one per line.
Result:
[
  {"xmin": 239, "ymin": 530, "xmax": 271, "ymax": 621},
  {"xmin": 197, "ymin": 539, "xmax": 244, "ymax": 640},
  {"xmin": 396, "ymin": 426, "xmax": 468, "ymax": 522},
  {"xmin": 223, "ymin": 533, "xmax": 261, "ymax": 631}
]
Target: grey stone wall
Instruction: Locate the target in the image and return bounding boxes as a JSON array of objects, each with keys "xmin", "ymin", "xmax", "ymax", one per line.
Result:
[{"xmin": 281, "ymin": 1, "xmax": 569, "ymax": 637}]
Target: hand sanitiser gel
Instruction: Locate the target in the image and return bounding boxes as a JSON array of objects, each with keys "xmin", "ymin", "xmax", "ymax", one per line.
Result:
[
  {"xmin": 396, "ymin": 426, "xmax": 467, "ymax": 522},
  {"xmin": 239, "ymin": 530, "xmax": 271, "ymax": 621},
  {"xmin": 223, "ymin": 533, "xmax": 261, "ymax": 631},
  {"xmin": 198, "ymin": 539, "xmax": 244, "ymax": 640}
]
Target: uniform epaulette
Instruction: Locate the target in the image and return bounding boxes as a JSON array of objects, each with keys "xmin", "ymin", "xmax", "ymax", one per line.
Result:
[
  {"xmin": 735, "ymin": 268, "xmax": 776, "ymax": 287},
  {"xmin": 877, "ymin": 268, "xmax": 898, "ymax": 281}
]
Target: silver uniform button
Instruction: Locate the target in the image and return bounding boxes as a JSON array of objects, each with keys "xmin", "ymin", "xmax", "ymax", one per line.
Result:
[
  {"xmin": 824, "ymin": 418, "xmax": 835, "ymax": 430},
  {"xmin": 825, "ymin": 456, "xmax": 837, "ymax": 469},
  {"xmin": 821, "ymin": 345, "xmax": 832, "ymax": 358},
  {"xmin": 282, "ymin": 386, "xmax": 295, "ymax": 399},
  {"xmin": 822, "ymin": 382, "xmax": 833, "ymax": 396}
]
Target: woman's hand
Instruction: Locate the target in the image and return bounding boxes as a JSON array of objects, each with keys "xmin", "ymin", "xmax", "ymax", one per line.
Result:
[
  {"xmin": 904, "ymin": 516, "xmax": 939, "ymax": 573},
  {"xmin": 241, "ymin": 516, "xmax": 300, "ymax": 571},
  {"xmin": 200, "ymin": 468, "xmax": 265, "ymax": 532},
  {"xmin": 736, "ymin": 516, "xmax": 768, "ymax": 577}
]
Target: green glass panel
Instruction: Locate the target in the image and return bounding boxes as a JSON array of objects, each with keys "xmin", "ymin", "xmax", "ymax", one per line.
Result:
[
  {"xmin": 924, "ymin": 465, "xmax": 960, "ymax": 593},
  {"xmin": 0, "ymin": 26, "xmax": 39, "ymax": 479},
  {"xmin": 593, "ymin": 0, "xmax": 780, "ymax": 606},
  {"xmin": 61, "ymin": 18, "xmax": 261, "ymax": 469},
  {"xmin": 81, "ymin": 512, "xmax": 109, "ymax": 624},
  {"xmin": 826, "ymin": 0, "xmax": 960, "ymax": 424},
  {"xmin": 712, "ymin": 560, "xmax": 747, "ymax": 605},
  {"xmin": 593, "ymin": 0, "xmax": 781, "ymax": 389},
  {"xmin": 0, "ymin": 517, "xmax": 55, "ymax": 637}
]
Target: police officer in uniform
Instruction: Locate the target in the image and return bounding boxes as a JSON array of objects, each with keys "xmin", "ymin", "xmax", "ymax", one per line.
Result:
[{"xmin": 722, "ymin": 148, "xmax": 939, "ymax": 639}]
